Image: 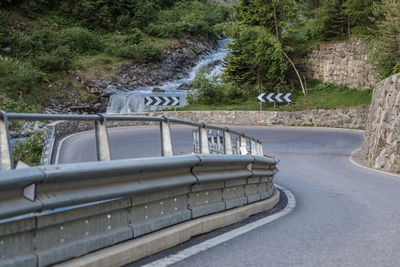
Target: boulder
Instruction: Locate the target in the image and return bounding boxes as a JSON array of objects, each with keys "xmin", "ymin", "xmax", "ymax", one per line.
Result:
[{"xmin": 177, "ymin": 83, "xmax": 191, "ymax": 90}]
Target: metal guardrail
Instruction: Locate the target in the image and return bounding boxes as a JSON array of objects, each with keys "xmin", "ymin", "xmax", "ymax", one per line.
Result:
[
  {"xmin": 0, "ymin": 111, "xmax": 264, "ymax": 170},
  {"xmin": 0, "ymin": 111, "xmax": 277, "ymax": 267}
]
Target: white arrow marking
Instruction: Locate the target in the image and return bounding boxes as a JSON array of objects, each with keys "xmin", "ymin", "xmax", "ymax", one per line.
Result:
[
  {"xmin": 257, "ymin": 93, "xmax": 265, "ymax": 102},
  {"xmin": 276, "ymin": 93, "xmax": 283, "ymax": 102},
  {"xmin": 266, "ymin": 93, "xmax": 274, "ymax": 102},
  {"xmin": 284, "ymin": 94, "xmax": 292, "ymax": 103},
  {"xmin": 172, "ymin": 97, "xmax": 179, "ymax": 106},
  {"xmin": 155, "ymin": 97, "xmax": 162, "ymax": 106},
  {"xmin": 144, "ymin": 96, "xmax": 152, "ymax": 105},
  {"xmin": 164, "ymin": 97, "xmax": 171, "ymax": 106}
]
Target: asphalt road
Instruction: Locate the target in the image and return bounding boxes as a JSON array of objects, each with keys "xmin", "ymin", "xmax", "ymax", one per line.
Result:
[{"xmin": 57, "ymin": 126, "xmax": 400, "ymax": 266}]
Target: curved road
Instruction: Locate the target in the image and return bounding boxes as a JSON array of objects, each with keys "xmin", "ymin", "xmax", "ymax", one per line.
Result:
[{"xmin": 57, "ymin": 126, "xmax": 400, "ymax": 266}]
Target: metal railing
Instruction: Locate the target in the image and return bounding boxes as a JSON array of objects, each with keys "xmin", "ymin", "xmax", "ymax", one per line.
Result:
[
  {"xmin": 0, "ymin": 111, "xmax": 264, "ymax": 171},
  {"xmin": 0, "ymin": 111, "xmax": 279, "ymax": 267}
]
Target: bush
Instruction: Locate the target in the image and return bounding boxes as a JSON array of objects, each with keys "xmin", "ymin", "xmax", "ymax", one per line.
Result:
[
  {"xmin": 0, "ymin": 96, "xmax": 41, "ymax": 113},
  {"xmin": 11, "ymin": 29, "xmax": 59, "ymax": 58},
  {"xmin": 106, "ymin": 31, "xmax": 163, "ymax": 61},
  {"xmin": 145, "ymin": 1, "xmax": 230, "ymax": 38},
  {"xmin": 12, "ymin": 130, "xmax": 44, "ymax": 166},
  {"xmin": 32, "ymin": 45, "xmax": 73, "ymax": 72},
  {"xmin": 0, "ymin": 58, "xmax": 43, "ymax": 96},
  {"xmin": 61, "ymin": 27, "xmax": 104, "ymax": 54},
  {"xmin": 190, "ymin": 72, "xmax": 224, "ymax": 104}
]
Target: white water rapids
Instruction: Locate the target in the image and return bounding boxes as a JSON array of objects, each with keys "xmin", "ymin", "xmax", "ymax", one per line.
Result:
[{"xmin": 106, "ymin": 39, "xmax": 231, "ymax": 113}]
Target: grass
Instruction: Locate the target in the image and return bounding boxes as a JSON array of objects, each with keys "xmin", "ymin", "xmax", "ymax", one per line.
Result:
[{"xmin": 178, "ymin": 80, "xmax": 372, "ymax": 111}]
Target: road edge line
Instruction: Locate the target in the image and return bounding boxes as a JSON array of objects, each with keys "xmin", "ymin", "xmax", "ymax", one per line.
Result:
[
  {"xmin": 348, "ymin": 148, "xmax": 400, "ymax": 179},
  {"xmin": 141, "ymin": 184, "xmax": 295, "ymax": 267},
  {"xmin": 55, "ymin": 185, "xmax": 294, "ymax": 267}
]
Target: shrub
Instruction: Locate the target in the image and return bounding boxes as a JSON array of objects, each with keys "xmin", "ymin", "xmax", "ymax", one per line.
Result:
[
  {"xmin": 106, "ymin": 31, "xmax": 163, "ymax": 61},
  {"xmin": 11, "ymin": 29, "xmax": 59, "ymax": 57},
  {"xmin": 32, "ymin": 46, "xmax": 73, "ymax": 72},
  {"xmin": 12, "ymin": 130, "xmax": 44, "ymax": 166},
  {"xmin": 0, "ymin": 58, "xmax": 43, "ymax": 96},
  {"xmin": 145, "ymin": 1, "xmax": 230, "ymax": 38},
  {"xmin": 61, "ymin": 27, "xmax": 104, "ymax": 54},
  {"xmin": 190, "ymin": 72, "xmax": 224, "ymax": 104}
]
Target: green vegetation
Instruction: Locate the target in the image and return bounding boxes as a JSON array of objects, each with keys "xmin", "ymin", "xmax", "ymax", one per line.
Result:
[
  {"xmin": 185, "ymin": 0, "xmax": 398, "ymax": 109},
  {"xmin": 0, "ymin": 0, "xmax": 230, "ymax": 113},
  {"xmin": 185, "ymin": 79, "xmax": 372, "ymax": 111},
  {"xmin": 12, "ymin": 130, "xmax": 45, "ymax": 166}
]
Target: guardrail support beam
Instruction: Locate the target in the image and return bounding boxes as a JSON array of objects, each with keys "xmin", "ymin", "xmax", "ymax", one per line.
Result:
[
  {"xmin": 240, "ymin": 136, "xmax": 248, "ymax": 155},
  {"xmin": 160, "ymin": 121, "xmax": 173, "ymax": 156},
  {"xmin": 223, "ymin": 131, "xmax": 233, "ymax": 155},
  {"xmin": 0, "ymin": 110, "xmax": 13, "ymax": 170},
  {"xmin": 199, "ymin": 127, "xmax": 210, "ymax": 154},
  {"xmin": 256, "ymin": 142, "xmax": 264, "ymax": 157},
  {"xmin": 250, "ymin": 140, "xmax": 257, "ymax": 156},
  {"xmin": 94, "ymin": 116, "xmax": 111, "ymax": 161}
]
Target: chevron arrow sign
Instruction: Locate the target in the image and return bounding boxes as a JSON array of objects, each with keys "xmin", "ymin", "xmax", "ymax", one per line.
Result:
[
  {"xmin": 257, "ymin": 93, "xmax": 292, "ymax": 103},
  {"xmin": 144, "ymin": 96, "xmax": 180, "ymax": 106}
]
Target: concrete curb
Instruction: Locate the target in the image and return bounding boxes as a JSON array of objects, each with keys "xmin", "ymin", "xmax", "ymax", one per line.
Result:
[
  {"xmin": 56, "ymin": 189, "xmax": 280, "ymax": 267},
  {"xmin": 349, "ymin": 148, "xmax": 400, "ymax": 179}
]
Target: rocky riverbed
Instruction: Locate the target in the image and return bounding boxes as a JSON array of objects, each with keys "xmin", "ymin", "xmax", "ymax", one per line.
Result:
[{"xmin": 44, "ymin": 37, "xmax": 218, "ymax": 114}]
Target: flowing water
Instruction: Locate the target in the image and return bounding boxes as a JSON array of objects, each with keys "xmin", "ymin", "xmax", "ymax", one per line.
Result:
[{"xmin": 106, "ymin": 39, "xmax": 231, "ymax": 113}]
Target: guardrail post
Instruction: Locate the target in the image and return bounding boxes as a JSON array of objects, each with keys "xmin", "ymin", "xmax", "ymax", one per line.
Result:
[
  {"xmin": 235, "ymin": 137, "xmax": 240, "ymax": 154},
  {"xmin": 250, "ymin": 139, "xmax": 257, "ymax": 155},
  {"xmin": 192, "ymin": 129, "xmax": 199, "ymax": 153},
  {"xmin": 199, "ymin": 126, "xmax": 210, "ymax": 154},
  {"xmin": 0, "ymin": 110, "xmax": 13, "ymax": 170},
  {"xmin": 256, "ymin": 142, "xmax": 264, "ymax": 157},
  {"xmin": 240, "ymin": 136, "xmax": 248, "ymax": 155},
  {"xmin": 216, "ymin": 131, "xmax": 222, "ymax": 153},
  {"xmin": 223, "ymin": 130, "xmax": 233, "ymax": 155},
  {"xmin": 94, "ymin": 115, "xmax": 111, "ymax": 161},
  {"xmin": 160, "ymin": 118, "xmax": 173, "ymax": 156}
]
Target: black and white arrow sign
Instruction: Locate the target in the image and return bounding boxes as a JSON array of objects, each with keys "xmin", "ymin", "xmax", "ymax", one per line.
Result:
[
  {"xmin": 144, "ymin": 96, "xmax": 180, "ymax": 106},
  {"xmin": 257, "ymin": 93, "xmax": 292, "ymax": 103}
]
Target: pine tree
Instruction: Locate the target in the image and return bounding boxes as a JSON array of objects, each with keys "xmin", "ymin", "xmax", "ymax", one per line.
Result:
[
  {"xmin": 343, "ymin": 0, "xmax": 376, "ymax": 35},
  {"xmin": 309, "ymin": 0, "xmax": 347, "ymax": 41},
  {"xmin": 369, "ymin": 0, "xmax": 400, "ymax": 77}
]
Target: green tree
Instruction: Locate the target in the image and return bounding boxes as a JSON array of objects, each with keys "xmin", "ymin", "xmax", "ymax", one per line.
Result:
[
  {"xmin": 369, "ymin": 0, "xmax": 400, "ymax": 77},
  {"xmin": 343, "ymin": 0, "xmax": 376, "ymax": 36},
  {"xmin": 222, "ymin": 24, "xmax": 288, "ymax": 93},
  {"xmin": 309, "ymin": 0, "xmax": 347, "ymax": 41},
  {"xmin": 228, "ymin": 0, "xmax": 306, "ymax": 95}
]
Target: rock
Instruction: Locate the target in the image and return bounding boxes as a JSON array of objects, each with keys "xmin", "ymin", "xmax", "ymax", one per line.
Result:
[
  {"xmin": 177, "ymin": 83, "xmax": 191, "ymax": 90},
  {"xmin": 98, "ymin": 81, "xmax": 109, "ymax": 89},
  {"xmin": 362, "ymin": 73, "xmax": 400, "ymax": 174},
  {"xmin": 152, "ymin": 87, "xmax": 165, "ymax": 92}
]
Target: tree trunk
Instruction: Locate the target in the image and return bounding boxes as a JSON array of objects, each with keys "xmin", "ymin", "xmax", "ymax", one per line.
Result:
[
  {"xmin": 282, "ymin": 51, "xmax": 307, "ymax": 96},
  {"xmin": 347, "ymin": 15, "xmax": 351, "ymax": 39},
  {"xmin": 273, "ymin": 4, "xmax": 279, "ymax": 40}
]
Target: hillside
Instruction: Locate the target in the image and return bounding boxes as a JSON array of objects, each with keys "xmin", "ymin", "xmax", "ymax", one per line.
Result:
[
  {"xmin": 0, "ymin": 0, "xmax": 230, "ymax": 113},
  {"xmin": 1, "ymin": 0, "xmax": 399, "ymax": 114}
]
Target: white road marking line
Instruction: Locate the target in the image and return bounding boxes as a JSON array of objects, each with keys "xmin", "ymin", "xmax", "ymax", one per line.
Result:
[
  {"xmin": 348, "ymin": 148, "xmax": 400, "ymax": 179},
  {"xmin": 54, "ymin": 131, "xmax": 82, "ymax": 164},
  {"xmin": 142, "ymin": 185, "xmax": 295, "ymax": 267}
]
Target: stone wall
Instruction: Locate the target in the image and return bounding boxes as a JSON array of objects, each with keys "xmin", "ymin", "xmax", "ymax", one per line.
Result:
[
  {"xmin": 305, "ymin": 39, "xmax": 379, "ymax": 90},
  {"xmin": 137, "ymin": 108, "xmax": 368, "ymax": 128},
  {"xmin": 361, "ymin": 74, "xmax": 400, "ymax": 173}
]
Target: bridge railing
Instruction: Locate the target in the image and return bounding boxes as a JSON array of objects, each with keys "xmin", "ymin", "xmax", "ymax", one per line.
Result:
[{"xmin": 0, "ymin": 111, "xmax": 264, "ymax": 170}]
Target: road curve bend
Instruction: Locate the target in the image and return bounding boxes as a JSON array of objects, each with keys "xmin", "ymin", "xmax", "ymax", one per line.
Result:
[{"xmin": 58, "ymin": 126, "xmax": 400, "ymax": 266}]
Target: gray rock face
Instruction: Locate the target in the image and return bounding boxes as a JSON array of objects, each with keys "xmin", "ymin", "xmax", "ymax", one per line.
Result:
[
  {"xmin": 305, "ymin": 38, "xmax": 379, "ymax": 90},
  {"xmin": 362, "ymin": 73, "xmax": 400, "ymax": 173}
]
